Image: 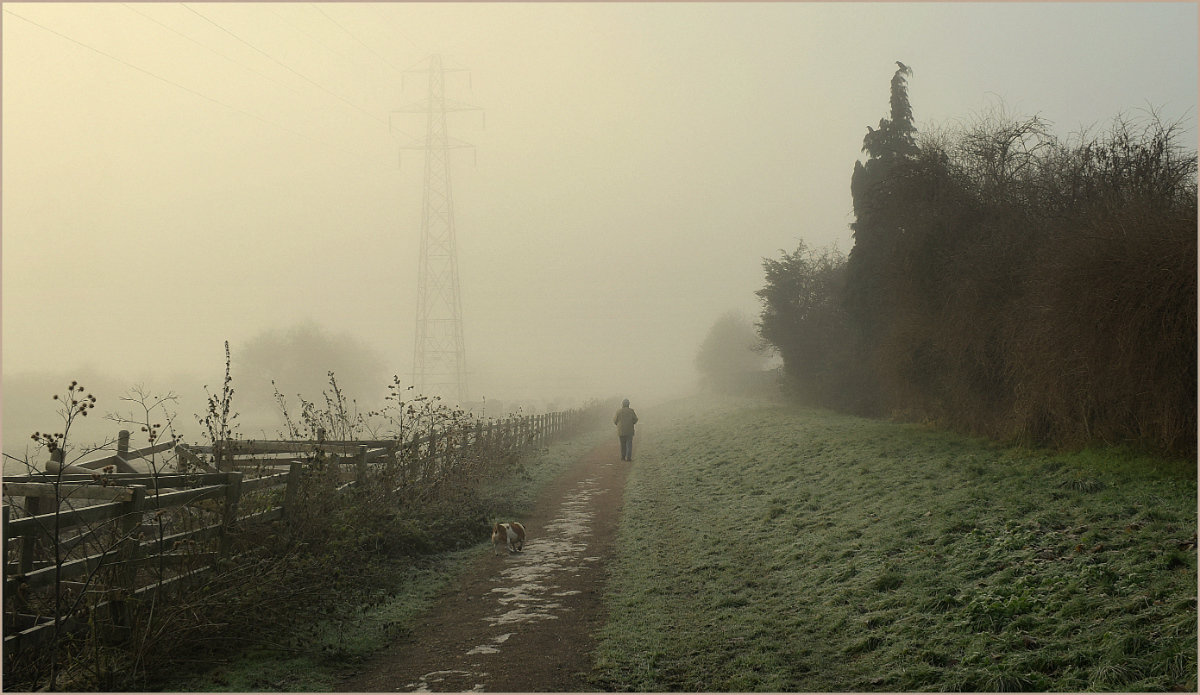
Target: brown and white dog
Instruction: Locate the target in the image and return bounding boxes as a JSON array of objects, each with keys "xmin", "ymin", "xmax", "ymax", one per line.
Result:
[{"xmin": 491, "ymin": 521, "xmax": 526, "ymax": 555}]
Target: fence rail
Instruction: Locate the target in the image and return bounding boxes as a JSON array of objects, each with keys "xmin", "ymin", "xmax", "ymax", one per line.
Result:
[{"xmin": 3, "ymin": 405, "xmax": 599, "ymax": 664}]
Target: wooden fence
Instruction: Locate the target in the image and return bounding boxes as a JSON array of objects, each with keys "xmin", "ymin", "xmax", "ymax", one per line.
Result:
[{"xmin": 2, "ymin": 406, "xmax": 595, "ymax": 663}]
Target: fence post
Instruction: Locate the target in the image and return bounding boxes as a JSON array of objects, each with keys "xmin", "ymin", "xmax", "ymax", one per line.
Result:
[
  {"xmin": 427, "ymin": 430, "xmax": 439, "ymax": 483},
  {"xmin": 405, "ymin": 431, "xmax": 419, "ymax": 486},
  {"xmin": 284, "ymin": 461, "xmax": 301, "ymax": 524},
  {"xmin": 11, "ymin": 495, "xmax": 37, "ymax": 616},
  {"xmin": 117, "ymin": 430, "xmax": 130, "ymax": 460},
  {"xmin": 1, "ymin": 505, "xmax": 9, "ymax": 578},
  {"xmin": 356, "ymin": 445, "xmax": 369, "ymax": 485},
  {"xmin": 2, "ymin": 505, "xmax": 11, "ymax": 616},
  {"xmin": 18, "ymin": 492, "xmax": 44, "ymax": 576},
  {"xmin": 109, "ymin": 483, "xmax": 146, "ymax": 635},
  {"xmin": 218, "ymin": 472, "xmax": 243, "ymax": 557}
]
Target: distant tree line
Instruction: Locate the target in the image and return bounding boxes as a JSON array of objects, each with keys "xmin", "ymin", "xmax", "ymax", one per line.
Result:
[
  {"xmin": 758, "ymin": 63, "xmax": 1197, "ymax": 457},
  {"xmin": 694, "ymin": 310, "xmax": 773, "ymax": 396}
]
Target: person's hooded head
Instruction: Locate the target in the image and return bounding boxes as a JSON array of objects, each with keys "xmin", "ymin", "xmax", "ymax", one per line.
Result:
[{"xmin": 622, "ymin": 399, "xmax": 630, "ymax": 407}]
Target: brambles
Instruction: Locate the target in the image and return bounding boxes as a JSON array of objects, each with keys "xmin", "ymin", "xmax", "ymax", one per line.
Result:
[
  {"xmin": 5, "ymin": 343, "xmax": 606, "ymax": 690},
  {"xmin": 199, "ymin": 341, "xmax": 239, "ymax": 461},
  {"xmin": 29, "ymin": 381, "xmax": 98, "ymax": 457},
  {"xmin": 106, "ymin": 384, "xmax": 183, "ymax": 465},
  {"xmin": 10, "ymin": 380, "xmax": 118, "ymax": 691},
  {"xmin": 29, "ymin": 431, "xmax": 64, "ymax": 454}
]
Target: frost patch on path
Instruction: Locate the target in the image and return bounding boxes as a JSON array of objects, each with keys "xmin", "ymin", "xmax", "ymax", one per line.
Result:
[
  {"xmin": 405, "ymin": 669, "xmax": 487, "ymax": 692},
  {"xmin": 395, "ymin": 472, "xmax": 612, "ymax": 690},
  {"xmin": 369, "ymin": 455, "xmax": 623, "ymax": 693},
  {"xmin": 466, "ymin": 632, "xmax": 513, "ymax": 655},
  {"xmin": 483, "ymin": 478, "xmax": 604, "ymax": 628}
]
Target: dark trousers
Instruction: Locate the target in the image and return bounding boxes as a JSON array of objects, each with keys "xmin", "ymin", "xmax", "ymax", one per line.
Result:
[{"xmin": 619, "ymin": 435, "xmax": 633, "ymax": 460}]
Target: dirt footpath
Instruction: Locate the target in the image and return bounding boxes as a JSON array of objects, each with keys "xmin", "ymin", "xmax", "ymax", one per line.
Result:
[{"xmin": 337, "ymin": 441, "xmax": 631, "ymax": 693}]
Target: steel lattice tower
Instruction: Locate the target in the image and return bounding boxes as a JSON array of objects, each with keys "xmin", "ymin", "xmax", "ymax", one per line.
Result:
[{"xmin": 396, "ymin": 55, "xmax": 475, "ymax": 405}]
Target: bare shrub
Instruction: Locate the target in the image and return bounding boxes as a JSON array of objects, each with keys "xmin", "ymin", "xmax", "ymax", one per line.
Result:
[{"xmin": 4, "ymin": 344, "xmax": 605, "ymax": 690}]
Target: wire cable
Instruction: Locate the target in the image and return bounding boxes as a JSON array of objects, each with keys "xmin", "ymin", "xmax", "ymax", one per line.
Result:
[
  {"xmin": 266, "ymin": 4, "xmax": 365, "ymax": 73},
  {"xmin": 3, "ymin": 7, "xmax": 386, "ymax": 166},
  {"xmin": 310, "ymin": 3, "xmax": 406, "ymax": 78},
  {"xmin": 181, "ymin": 3, "xmax": 388, "ymax": 127},
  {"xmin": 123, "ymin": 3, "xmax": 314, "ymax": 105}
]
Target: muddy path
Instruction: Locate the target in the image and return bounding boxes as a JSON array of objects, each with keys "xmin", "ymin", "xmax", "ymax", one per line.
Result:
[{"xmin": 337, "ymin": 440, "xmax": 631, "ymax": 692}]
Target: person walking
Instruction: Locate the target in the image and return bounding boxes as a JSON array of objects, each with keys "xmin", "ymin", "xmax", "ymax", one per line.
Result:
[{"xmin": 613, "ymin": 398, "xmax": 638, "ymax": 461}]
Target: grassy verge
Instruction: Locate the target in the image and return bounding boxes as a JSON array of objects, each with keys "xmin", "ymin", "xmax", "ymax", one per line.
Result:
[
  {"xmin": 591, "ymin": 396, "xmax": 1196, "ymax": 692},
  {"xmin": 161, "ymin": 426, "xmax": 613, "ymax": 692}
]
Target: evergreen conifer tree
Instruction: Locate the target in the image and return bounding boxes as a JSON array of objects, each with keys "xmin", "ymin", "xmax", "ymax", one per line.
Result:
[{"xmin": 843, "ymin": 62, "xmax": 920, "ymax": 413}]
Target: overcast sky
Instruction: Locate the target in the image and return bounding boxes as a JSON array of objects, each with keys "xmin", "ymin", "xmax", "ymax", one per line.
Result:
[{"xmin": 2, "ymin": 2, "xmax": 1197, "ymax": 451}]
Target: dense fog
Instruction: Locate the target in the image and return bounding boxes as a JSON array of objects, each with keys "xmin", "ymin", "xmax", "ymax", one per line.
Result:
[{"xmin": 3, "ymin": 2, "xmax": 1195, "ymax": 464}]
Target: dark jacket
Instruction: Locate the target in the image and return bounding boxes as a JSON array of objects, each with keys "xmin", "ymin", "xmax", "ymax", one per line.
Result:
[{"xmin": 613, "ymin": 407, "xmax": 638, "ymax": 436}]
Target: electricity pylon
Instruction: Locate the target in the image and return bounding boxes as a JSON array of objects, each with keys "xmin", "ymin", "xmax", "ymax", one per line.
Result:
[{"xmin": 394, "ymin": 55, "xmax": 478, "ymax": 405}]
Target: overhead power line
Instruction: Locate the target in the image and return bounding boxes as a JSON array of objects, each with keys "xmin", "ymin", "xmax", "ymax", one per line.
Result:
[
  {"xmin": 309, "ymin": 3, "xmax": 406, "ymax": 77},
  {"xmin": 266, "ymin": 5, "xmax": 366, "ymax": 74},
  {"xmin": 181, "ymin": 3, "xmax": 388, "ymax": 127},
  {"xmin": 5, "ymin": 8, "xmax": 284, "ymax": 128},
  {"xmin": 123, "ymin": 3, "xmax": 315, "ymax": 104},
  {"xmin": 366, "ymin": 3, "xmax": 422, "ymax": 59},
  {"xmin": 3, "ymin": 7, "xmax": 383, "ymax": 165}
]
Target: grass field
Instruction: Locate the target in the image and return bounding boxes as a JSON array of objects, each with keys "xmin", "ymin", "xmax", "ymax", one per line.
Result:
[{"xmin": 591, "ymin": 397, "xmax": 1197, "ymax": 692}]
